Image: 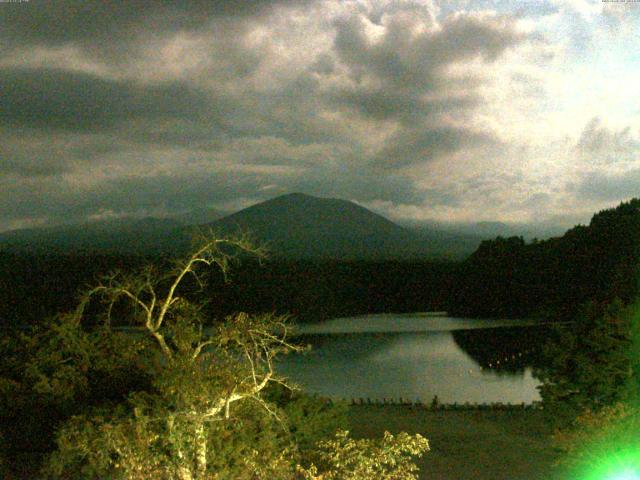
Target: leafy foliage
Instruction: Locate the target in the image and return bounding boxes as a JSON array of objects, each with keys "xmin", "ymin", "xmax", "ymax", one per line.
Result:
[
  {"xmin": 534, "ymin": 299, "xmax": 632, "ymax": 427},
  {"xmin": 297, "ymin": 429, "xmax": 429, "ymax": 480}
]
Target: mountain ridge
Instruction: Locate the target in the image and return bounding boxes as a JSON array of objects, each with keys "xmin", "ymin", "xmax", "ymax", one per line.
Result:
[{"xmin": 0, "ymin": 193, "xmax": 479, "ymax": 259}]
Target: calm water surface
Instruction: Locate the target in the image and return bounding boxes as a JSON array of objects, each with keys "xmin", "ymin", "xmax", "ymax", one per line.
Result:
[{"xmin": 276, "ymin": 314, "xmax": 543, "ymax": 404}]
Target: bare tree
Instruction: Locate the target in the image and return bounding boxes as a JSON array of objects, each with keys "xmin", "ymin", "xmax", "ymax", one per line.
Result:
[
  {"xmin": 31, "ymin": 234, "xmax": 429, "ymax": 480},
  {"xmin": 45, "ymin": 235, "xmax": 301, "ymax": 480}
]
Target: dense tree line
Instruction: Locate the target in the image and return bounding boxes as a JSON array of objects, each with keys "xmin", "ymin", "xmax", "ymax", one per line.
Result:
[
  {"xmin": 534, "ymin": 298, "xmax": 633, "ymax": 426},
  {"xmin": 0, "ymin": 252, "xmax": 153, "ymax": 326},
  {"xmin": 448, "ymin": 199, "xmax": 640, "ymax": 434},
  {"xmin": 0, "ymin": 253, "xmax": 455, "ymax": 327},
  {"xmin": 452, "ymin": 324, "xmax": 549, "ymax": 374},
  {"xmin": 449, "ymin": 198, "xmax": 640, "ymax": 321},
  {"xmin": 219, "ymin": 259, "xmax": 454, "ymax": 322}
]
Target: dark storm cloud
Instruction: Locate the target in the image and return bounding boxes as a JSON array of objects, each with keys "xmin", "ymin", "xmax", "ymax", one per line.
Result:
[
  {"xmin": 0, "ymin": 130, "xmax": 131, "ymax": 177},
  {"xmin": 229, "ymin": 78, "xmax": 348, "ymax": 147},
  {"xmin": 0, "ymin": 0, "xmax": 302, "ymax": 48},
  {"xmin": 375, "ymin": 126, "xmax": 498, "ymax": 168},
  {"xmin": 282, "ymin": 164, "xmax": 424, "ymax": 206},
  {"xmin": 327, "ymin": 9, "xmax": 522, "ymax": 167},
  {"xmin": 120, "ymin": 121, "xmax": 229, "ymax": 151},
  {"xmin": 326, "ymin": 87, "xmax": 480, "ymax": 122},
  {"xmin": 0, "ymin": 1, "xmax": 534, "ymax": 230},
  {"xmin": 0, "ymin": 145, "xmax": 70, "ymax": 177},
  {"xmin": 0, "ymin": 171, "xmax": 267, "ymax": 225},
  {"xmin": 434, "ymin": 13, "xmax": 524, "ymax": 62},
  {"xmin": 328, "ymin": 88, "xmax": 423, "ymax": 121},
  {"xmin": 2, "ymin": 140, "xmax": 73, "ymax": 177},
  {"xmin": 0, "ymin": 67, "xmax": 221, "ymax": 132},
  {"xmin": 333, "ymin": 12, "xmax": 522, "ymax": 92}
]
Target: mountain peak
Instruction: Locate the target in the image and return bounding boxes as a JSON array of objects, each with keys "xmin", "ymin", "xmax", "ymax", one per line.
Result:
[
  {"xmin": 278, "ymin": 192, "xmax": 313, "ymax": 199},
  {"xmin": 210, "ymin": 194, "xmax": 458, "ymax": 260},
  {"xmin": 268, "ymin": 192, "xmax": 336, "ymax": 204}
]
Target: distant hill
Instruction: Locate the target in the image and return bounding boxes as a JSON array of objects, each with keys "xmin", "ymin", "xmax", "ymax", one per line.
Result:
[
  {"xmin": 172, "ymin": 207, "xmax": 225, "ymax": 225},
  {"xmin": 0, "ymin": 217, "xmax": 190, "ymax": 254},
  {"xmin": 208, "ymin": 193, "xmax": 477, "ymax": 260},
  {"xmin": 404, "ymin": 219, "xmax": 565, "ymax": 242}
]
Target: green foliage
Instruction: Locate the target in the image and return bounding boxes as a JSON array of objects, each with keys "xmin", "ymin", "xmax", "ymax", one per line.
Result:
[
  {"xmin": 272, "ymin": 388, "xmax": 349, "ymax": 454},
  {"xmin": 23, "ymin": 313, "xmax": 150, "ymax": 403},
  {"xmin": 297, "ymin": 429, "xmax": 429, "ymax": 480},
  {"xmin": 40, "ymin": 309, "xmax": 300, "ymax": 479},
  {"xmin": 45, "ymin": 395, "xmax": 297, "ymax": 479},
  {"xmin": 0, "ymin": 314, "xmax": 156, "ymax": 477},
  {"xmin": 548, "ymin": 300, "xmax": 640, "ymax": 476},
  {"xmin": 287, "ymin": 398, "xmax": 348, "ymax": 454},
  {"xmin": 534, "ymin": 299, "xmax": 632, "ymax": 427},
  {"xmin": 451, "ymin": 198, "xmax": 640, "ymax": 319}
]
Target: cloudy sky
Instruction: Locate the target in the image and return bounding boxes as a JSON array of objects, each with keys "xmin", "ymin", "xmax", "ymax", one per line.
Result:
[{"xmin": 1, "ymin": 0, "xmax": 639, "ymax": 233}]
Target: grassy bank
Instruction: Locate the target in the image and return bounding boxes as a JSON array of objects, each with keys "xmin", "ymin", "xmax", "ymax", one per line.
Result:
[
  {"xmin": 6, "ymin": 405, "xmax": 563, "ymax": 479},
  {"xmin": 348, "ymin": 405, "xmax": 563, "ymax": 480}
]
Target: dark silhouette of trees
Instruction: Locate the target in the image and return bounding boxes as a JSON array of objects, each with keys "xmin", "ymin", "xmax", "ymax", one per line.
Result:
[{"xmin": 449, "ymin": 198, "xmax": 640, "ymax": 322}]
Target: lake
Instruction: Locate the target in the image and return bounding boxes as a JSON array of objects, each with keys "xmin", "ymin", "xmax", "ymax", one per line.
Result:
[{"xmin": 276, "ymin": 313, "xmax": 546, "ymax": 404}]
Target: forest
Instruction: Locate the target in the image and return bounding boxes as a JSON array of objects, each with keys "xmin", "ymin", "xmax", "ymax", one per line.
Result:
[{"xmin": 450, "ymin": 198, "xmax": 640, "ymax": 320}]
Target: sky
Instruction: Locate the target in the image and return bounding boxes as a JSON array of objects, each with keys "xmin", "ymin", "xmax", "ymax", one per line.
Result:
[{"xmin": 1, "ymin": 0, "xmax": 639, "ymax": 233}]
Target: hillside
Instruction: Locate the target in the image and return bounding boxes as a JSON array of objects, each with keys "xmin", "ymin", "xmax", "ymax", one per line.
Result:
[
  {"xmin": 0, "ymin": 217, "xmax": 189, "ymax": 254},
  {"xmin": 448, "ymin": 198, "xmax": 640, "ymax": 319}
]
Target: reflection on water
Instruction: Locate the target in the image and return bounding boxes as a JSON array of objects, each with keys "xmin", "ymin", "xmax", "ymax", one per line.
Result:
[
  {"xmin": 295, "ymin": 313, "xmax": 541, "ymax": 334},
  {"xmin": 277, "ymin": 315, "xmax": 544, "ymax": 404}
]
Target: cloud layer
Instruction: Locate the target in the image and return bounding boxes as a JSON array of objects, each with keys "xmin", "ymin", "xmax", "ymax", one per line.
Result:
[{"xmin": 0, "ymin": 0, "xmax": 638, "ymax": 231}]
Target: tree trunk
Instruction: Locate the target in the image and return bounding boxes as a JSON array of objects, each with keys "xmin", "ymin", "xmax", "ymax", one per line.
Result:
[
  {"xmin": 177, "ymin": 467, "xmax": 194, "ymax": 480},
  {"xmin": 170, "ymin": 415, "xmax": 194, "ymax": 480},
  {"xmin": 195, "ymin": 422, "xmax": 208, "ymax": 479}
]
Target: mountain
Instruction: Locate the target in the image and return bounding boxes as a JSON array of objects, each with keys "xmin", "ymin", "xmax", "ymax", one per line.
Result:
[
  {"xmin": 0, "ymin": 193, "xmax": 478, "ymax": 259},
  {"xmin": 208, "ymin": 193, "xmax": 476, "ymax": 260},
  {"xmin": 171, "ymin": 207, "xmax": 226, "ymax": 225}
]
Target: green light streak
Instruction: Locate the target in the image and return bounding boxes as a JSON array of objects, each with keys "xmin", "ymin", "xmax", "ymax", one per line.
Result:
[
  {"xmin": 575, "ymin": 448, "xmax": 640, "ymax": 480},
  {"xmin": 608, "ymin": 470, "xmax": 640, "ymax": 480}
]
